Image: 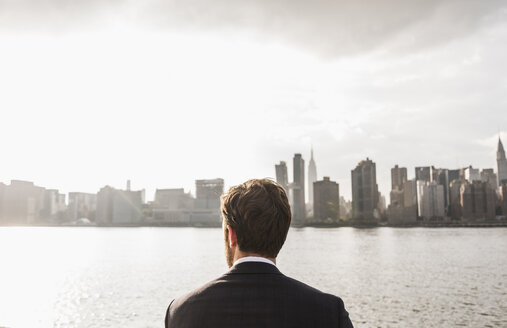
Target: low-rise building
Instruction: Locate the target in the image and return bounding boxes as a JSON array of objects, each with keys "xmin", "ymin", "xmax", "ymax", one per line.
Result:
[
  {"xmin": 68, "ymin": 192, "xmax": 97, "ymax": 221},
  {"xmin": 96, "ymin": 185, "xmax": 144, "ymax": 225},
  {"xmin": 0, "ymin": 180, "xmax": 45, "ymax": 225}
]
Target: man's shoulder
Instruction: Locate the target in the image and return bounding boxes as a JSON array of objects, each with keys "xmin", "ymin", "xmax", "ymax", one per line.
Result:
[
  {"xmin": 169, "ymin": 264, "xmax": 344, "ymax": 311},
  {"xmin": 280, "ymin": 274, "xmax": 347, "ymax": 309},
  {"xmin": 170, "ymin": 275, "xmax": 226, "ymax": 308},
  {"xmin": 165, "ymin": 263, "xmax": 353, "ymax": 328}
]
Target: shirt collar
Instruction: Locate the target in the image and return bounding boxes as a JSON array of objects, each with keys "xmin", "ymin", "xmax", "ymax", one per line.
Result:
[{"xmin": 233, "ymin": 256, "xmax": 276, "ymax": 267}]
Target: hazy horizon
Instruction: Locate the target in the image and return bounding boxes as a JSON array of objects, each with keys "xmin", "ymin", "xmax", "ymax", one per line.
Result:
[{"xmin": 1, "ymin": 0, "xmax": 506, "ymax": 201}]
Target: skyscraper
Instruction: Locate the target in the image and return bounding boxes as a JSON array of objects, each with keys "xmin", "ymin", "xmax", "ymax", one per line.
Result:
[
  {"xmin": 351, "ymin": 158, "xmax": 379, "ymax": 222},
  {"xmin": 307, "ymin": 148, "xmax": 317, "ymax": 207},
  {"xmin": 480, "ymin": 168, "xmax": 497, "ymax": 190},
  {"xmin": 275, "ymin": 161, "xmax": 289, "ymax": 191},
  {"xmin": 460, "ymin": 180, "xmax": 496, "ymax": 221},
  {"xmin": 415, "ymin": 166, "xmax": 433, "ymax": 182},
  {"xmin": 498, "ymin": 137, "xmax": 507, "ymax": 185},
  {"xmin": 292, "ymin": 153, "xmax": 306, "ymax": 226},
  {"xmin": 313, "ymin": 177, "xmax": 339, "ymax": 222},
  {"xmin": 416, "ymin": 181, "xmax": 445, "ymax": 220},
  {"xmin": 391, "ymin": 165, "xmax": 407, "ymax": 191}
]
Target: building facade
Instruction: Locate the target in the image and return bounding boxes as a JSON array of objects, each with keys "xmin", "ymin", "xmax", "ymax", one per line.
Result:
[
  {"xmin": 96, "ymin": 186, "xmax": 144, "ymax": 225},
  {"xmin": 351, "ymin": 158, "xmax": 379, "ymax": 223},
  {"xmin": 460, "ymin": 180, "xmax": 496, "ymax": 221},
  {"xmin": 464, "ymin": 166, "xmax": 481, "ymax": 182},
  {"xmin": 68, "ymin": 192, "xmax": 97, "ymax": 222},
  {"xmin": 313, "ymin": 177, "xmax": 339, "ymax": 222},
  {"xmin": 195, "ymin": 179, "xmax": 224, "ymax": 210},
  {"xmin": 480, "ymin": 168, "xmax": 497, "ymax": 190},
  {"xmin": 416, "ymin": 181, "xmax": 445, "ymax": 220},
  {"xmin": 0, "ymin": 180, "xmax": 45, "ymax": 225},
  {"xmin": 193, "ymin": 179, "xmax": 224, "ymax": 226},
  {"xmin": 275, "ymin": 161, "xmax": 289, "ymax": 192},
  {"xmin": 307, "ymin": 148, "xmax": 317, "ymax": 210},
  {"xmin": 41, "ymin": 189, "xmax": 66, "ymax": 222},
  {"xmin": 150, "ymin": 188, "xmax": 194, "ymax": 224},
  {"xmin": 292, "ymin": 153, "xmax": 306, "ymax": 226},
  {"xmin": 499, "ymin": 182, "xmax": 507, "ymax": 216},
  {"xmin": 391, "ymin": 165, "xmax": 407, "ymax": 191}
]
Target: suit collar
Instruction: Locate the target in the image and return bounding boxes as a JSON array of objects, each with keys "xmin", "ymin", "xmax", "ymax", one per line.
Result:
[{"xmin": 226, "ymin": 261, "xmax": 283, "ymax": 275}]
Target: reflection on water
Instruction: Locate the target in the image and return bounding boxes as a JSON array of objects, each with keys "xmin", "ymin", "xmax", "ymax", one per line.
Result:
[{"xmin": 0, "ymin": 227, "xmax": 506, "ymax": 328}]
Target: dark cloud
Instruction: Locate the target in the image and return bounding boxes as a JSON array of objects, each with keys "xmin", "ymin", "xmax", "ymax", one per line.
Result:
[{"xmin": 1, "ymin": 0, "xmax": 506, "ymax": 56}]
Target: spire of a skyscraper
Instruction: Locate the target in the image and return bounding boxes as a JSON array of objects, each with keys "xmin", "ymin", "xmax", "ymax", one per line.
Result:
[
  {"xmin": 498, "ymin": 136, "xmax": 505, "ymax": 160},
  {"xmin": 497, "ymin": 134, "xmax": 507, "ymax": 185},
  {"xmin": 308, "ymin": 147, "xmax": 317, "ymax": 209}
]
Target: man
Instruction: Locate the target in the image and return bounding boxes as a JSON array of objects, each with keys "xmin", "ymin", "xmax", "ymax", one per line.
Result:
[{"xmin": 165, "ymin": 178, "xmax": 353, "ymax": 328}]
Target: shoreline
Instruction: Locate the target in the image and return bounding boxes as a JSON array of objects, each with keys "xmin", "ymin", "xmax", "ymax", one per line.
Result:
[{"xmin": 1, "ymin": 221, "xmax": 507, "ymax": 228}]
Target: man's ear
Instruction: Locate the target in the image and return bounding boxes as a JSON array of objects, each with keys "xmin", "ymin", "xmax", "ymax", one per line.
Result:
[{"xmin": 227, "ymin": 225, "xmax": 237, "ymax": 248}]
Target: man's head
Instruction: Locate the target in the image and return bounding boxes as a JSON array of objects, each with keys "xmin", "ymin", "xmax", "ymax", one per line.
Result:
[{"xmin": 221, "ymin": 178, "xmax": 292, "ymax": 267}]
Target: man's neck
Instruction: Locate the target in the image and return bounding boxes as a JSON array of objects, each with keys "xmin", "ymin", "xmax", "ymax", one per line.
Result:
[{"xmin": 233, "ymin": 250, "xmax": 276, "ymax": 265}]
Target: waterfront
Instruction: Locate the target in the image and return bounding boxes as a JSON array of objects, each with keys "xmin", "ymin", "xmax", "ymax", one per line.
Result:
[{"xmin": 0, "ymin": 227, "xmax": 506, "ymax": 328}]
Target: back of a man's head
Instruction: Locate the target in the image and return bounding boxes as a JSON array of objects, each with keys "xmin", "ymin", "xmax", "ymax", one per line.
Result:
[{"xmin": 221, "ymin": 178, "xmax": 292, "ymax": 259}]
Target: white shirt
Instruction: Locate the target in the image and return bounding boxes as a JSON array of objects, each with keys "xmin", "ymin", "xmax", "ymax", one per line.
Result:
[{"xmin": 233, "ymin": 256, "xmax": 276, "ymax": 267}]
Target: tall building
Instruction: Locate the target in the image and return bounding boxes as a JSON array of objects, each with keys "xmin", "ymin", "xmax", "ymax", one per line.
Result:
[
  {"xmin": 391, "ymin": 165, "xmax": 407, "ymax": 191},
  {"xmin": 351, "ymin": 158, "xmax": 379, "ymax": 222},
  {"xmin": 275, "ymin": 161, "xmax": 289, "ymax": 191},
  {"xmin": 292, "ymin": 153, "xmax": 306, "ymax": 226},
  {"xmin": 415, "ymin": 166, "xmax": 434, "ymax": 182},
  {"xmin": 460, "ymin": 180, "xmax": 496, "ymax": 221},
  {"xmin": 499, "ymin": 182, "xmax": 507, "ymax": 216},
  {"xmin": 307, "ymin": 148, "xmax": 317, "ymax": 207},
  {"xmin": 389, "ymin": 189, "xmax": 404, "ymax": 206},
  {"xmin": 448, "ymin": 169, "xmax": 462, "ymax": 184},
  {"xmin": 498, "ymin": 137, "xmax": 507, "ymax": 185},
  {"xmin": 313, "ymin": 177, "xmax": 339, "ymax": 222},
  {"xmin": 416, "ymin": 181, "xmax": 445, "ymax": 220},
  {"xmin": 68, "ymin": 192, "xmax": 97, "ymax": 221},
  {"xmin": 480, "ymin": 168, "xmax": 497, "ymax": 190},
  {"xmin": 433, "ymin": 168, "xmax": 450, "ymax": 213},
  {"xmin": 339, "ymin": 196, "xmax": 352, "ymax": 219},
  {"xmin": 402, "ymin": 180, "xmax": 416, "ymax": 207},
  {"xmin": 387, "ymin": 179, "xmax": 418, "ymax": 224},
  {"xmin": 96, "ymin": 185, "xmax": 144, "ymax": 225},
  {"xmin": 449, "ymin": 179, "xmax": 466, "ymax": 220}
]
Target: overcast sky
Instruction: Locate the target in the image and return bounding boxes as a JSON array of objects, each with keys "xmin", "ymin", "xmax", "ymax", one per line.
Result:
[{"xmin": 1, "ymin": 0, "xmax": 506, "ymax": 201}]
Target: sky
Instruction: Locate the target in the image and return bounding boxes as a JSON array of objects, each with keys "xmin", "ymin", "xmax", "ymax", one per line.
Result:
[{"xmin": 1, "ymin": 0, "xmax": 506, "ymax": 201}]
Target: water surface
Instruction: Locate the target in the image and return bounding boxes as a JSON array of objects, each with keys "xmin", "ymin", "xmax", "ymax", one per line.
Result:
[{"xmin": 0, "ymin": 227, "xmax": 505, "ymax": 327}]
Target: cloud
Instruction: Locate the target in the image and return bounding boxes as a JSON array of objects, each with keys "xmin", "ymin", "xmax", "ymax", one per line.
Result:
[{"xmin": 1, "ymin": 0, "xmax": 506, "ymax": 56}]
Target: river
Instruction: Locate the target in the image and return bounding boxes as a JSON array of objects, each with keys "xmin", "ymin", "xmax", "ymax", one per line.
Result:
[{"xmin": 0, "ymin": 227, "xmax": 506, "ymax": 327}]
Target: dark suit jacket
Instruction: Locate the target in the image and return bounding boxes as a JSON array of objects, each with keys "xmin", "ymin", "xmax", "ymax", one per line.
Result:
[{"xmin": 165, "ymin": 261, "xmax": 353, "ymax": 328}]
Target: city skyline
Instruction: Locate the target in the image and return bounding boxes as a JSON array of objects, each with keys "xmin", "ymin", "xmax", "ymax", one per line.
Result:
[
  {"xmin": 1, "ymin": 135, "xmax": 505, "ymax": 204},
  {"xmin": 0, "ymin": 135, "xmax": 504, "ymax": 203},
  {"xmin": 1, "ymin": 137, "xmax": 507, "ymax": 226}
]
